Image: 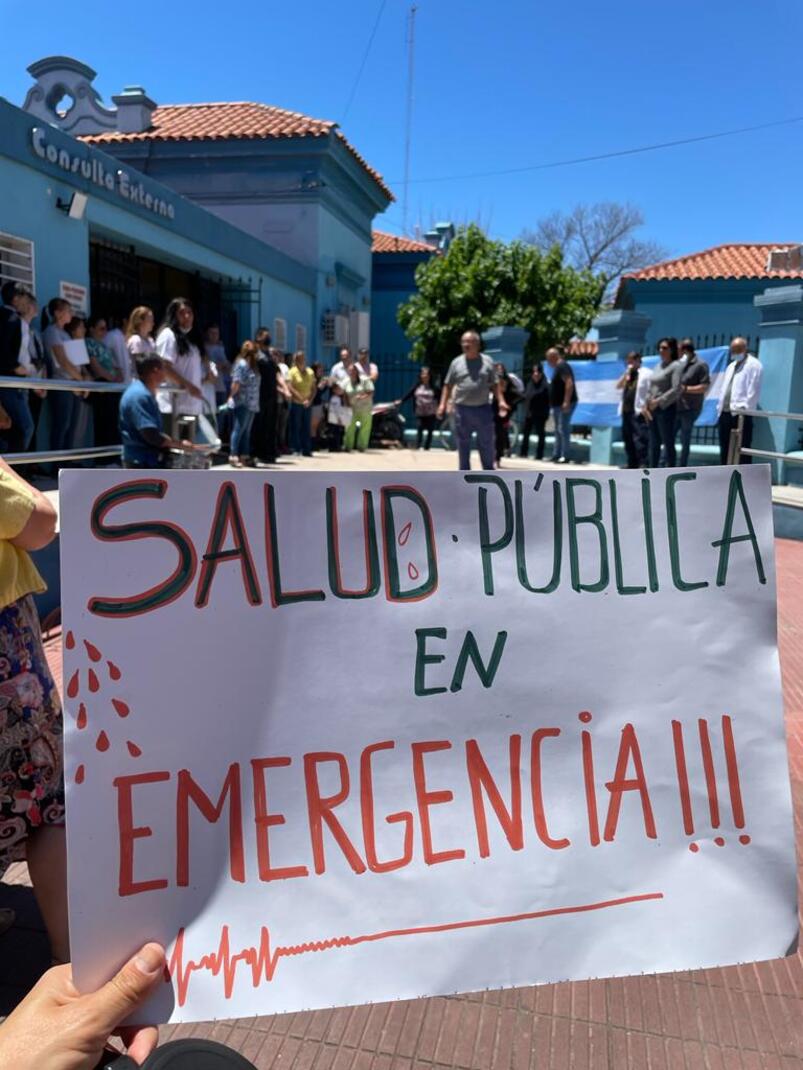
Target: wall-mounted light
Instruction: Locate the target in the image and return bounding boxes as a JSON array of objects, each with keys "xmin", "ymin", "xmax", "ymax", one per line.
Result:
[{"xmin": 56, "ymin": 192, "xmax": 88, "ymax": 220}]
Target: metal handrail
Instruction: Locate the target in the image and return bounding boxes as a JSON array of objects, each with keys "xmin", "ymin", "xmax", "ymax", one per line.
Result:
[
  {"xmin": 727, "ymin": 408, "xmax": 803, "ymax": 466},
  {"xmin": 737, "ymin": 408, "xmax": 803, "ymax": 422},
  {"xmin": 0, "ymin": 376, "xmax": 183, "ymax": 393},
  {"xmin": 9, "ymin": 446, "xmax": 122, "ymax": 466}
]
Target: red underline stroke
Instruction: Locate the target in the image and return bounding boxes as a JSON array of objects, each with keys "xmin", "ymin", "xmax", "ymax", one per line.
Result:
[{"xmin": 168, "ymin": 891, "xmax": 664, "ymax": 1006}]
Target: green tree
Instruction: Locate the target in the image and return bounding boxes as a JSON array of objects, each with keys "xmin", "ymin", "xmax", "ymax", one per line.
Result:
[{"xmin": 397, "ymin": 225, "xmax": 602, "ymax": 370}]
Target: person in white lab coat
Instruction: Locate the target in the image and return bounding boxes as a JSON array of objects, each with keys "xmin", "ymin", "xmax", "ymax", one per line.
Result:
[{"xmin": 717, "ymin": 337, "xmax": 762, "ymax": 463}]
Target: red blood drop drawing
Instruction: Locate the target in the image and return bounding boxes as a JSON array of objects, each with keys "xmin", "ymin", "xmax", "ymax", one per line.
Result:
[
  {"xmin": 67, "ymin": 670, "xmax": 80, "ymax": 699},
  {"xmin": 407, "ymin": 562, "xmax": 419, "ymax": 580},
  {"xmin": 96, "ymin": 730, "xmax": 110, "ymax": 752},
  {"xmin": 127, "ymin": 741, "xmax": 142, "ymax": 758},
  {"xmin": 112, "ymin": 698, "xmax": 130, "ymax": 719},
  {"xmin": 107, "ymin": 661, "xmax": 121, "ymax": 682},
  {"xmin": 714, "ymin": 836, "xmax": 725, "ymax": 847},
  {"xmin": 88, "ymin": 668, "xmax": 100, "ymax": 693},
  {"xmin": 689, "ymin": 842, "xmax": 699, "ymax": 853},
  {"xmin": 76, "ymin": 703, "xmax": 88, "ymax": 730},
  {"xmin": 398, "ymin": 521, "xmax": 413, "ymax": 547},
  {"xmin": 75, "ymin": 764, "xmax": 85, "ymax": 785},
  {"xmin": 84, "ymin": 639, "xmax": 102, "ymax": 663},
  {"xmin": 739, "ymin": 834, "xmax": 751, "ymax": 845},
  {"xmin": 65, "ymin": 631, "xmax": 75, "ymax": 650}
]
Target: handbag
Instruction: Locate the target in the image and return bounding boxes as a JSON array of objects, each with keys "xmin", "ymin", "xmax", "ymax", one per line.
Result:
[{"xmin": 327, "ymin": 396, "xmax": 353, "ymax": 427}]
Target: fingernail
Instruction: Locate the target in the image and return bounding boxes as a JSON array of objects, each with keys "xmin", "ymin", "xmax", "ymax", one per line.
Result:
[{"xmin": 134, "ymin": 943, "xmax": 166, "ymax": 977}]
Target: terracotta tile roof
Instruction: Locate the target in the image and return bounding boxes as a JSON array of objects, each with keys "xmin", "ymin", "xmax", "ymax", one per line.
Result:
[
  {"xmin": 567, "ymin": 339, "xmax": 598, "ymax": 358},
  {"xmin": 371, "ymin": 230, "xmax": 436, "ymax": 254},
  {"xmin": 624, "ymin": 243, "xmax": 803, "ymax": 282},
  {"xmin": 79, "ymin": 102, "xmax": 393, "ymax": 200}
]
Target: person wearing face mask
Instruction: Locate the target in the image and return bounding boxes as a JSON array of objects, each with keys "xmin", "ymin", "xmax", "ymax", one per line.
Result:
[
  {"xmin": 717, "ymin": 336, "xmax": 762, "ymax": 463},
  {"xmin": 154, "ymin": 297, "xmax": 204, "ymax": 434},
  {"xmin": 645, "ymin": 337, "xmax": 682, "ymax": 468}
]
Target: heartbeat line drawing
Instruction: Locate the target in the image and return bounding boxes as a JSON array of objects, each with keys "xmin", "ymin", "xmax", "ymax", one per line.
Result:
[{"xmin": 167, "ymin": 891, "xmax": 664, "ymax": 1006}]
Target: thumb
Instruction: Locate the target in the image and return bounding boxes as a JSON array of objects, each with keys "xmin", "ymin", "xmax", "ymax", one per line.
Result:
[{"xmin": 86, "ymin": 943, "xmax": 166, "ymax": 1032}]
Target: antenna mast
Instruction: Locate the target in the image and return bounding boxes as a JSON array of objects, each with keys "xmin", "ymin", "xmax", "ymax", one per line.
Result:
[{"xmin": 402, "ymin": 3, "xmax": 417, "ymax": 235}]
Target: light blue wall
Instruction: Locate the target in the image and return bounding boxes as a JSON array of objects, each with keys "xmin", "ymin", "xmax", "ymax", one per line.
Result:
[
  {"xmin": 0, "ymin": 97, "xmax": 316, "ymax": 339},
  {"xmin": 618, "ymin": 277, "xmax": 799, "ymax": 353}
]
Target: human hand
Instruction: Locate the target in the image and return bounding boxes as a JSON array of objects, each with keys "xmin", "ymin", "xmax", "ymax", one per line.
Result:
[
  {"xmin": 437, "ymin": 406, "xmax": 445, "ymax": 419},
  {"xmin": 0, "ymin": 941, "xmax": 165, "ymax": 1070},
  {"xmin": 561, "ymin": 402, "xmax": 570, "ymax": 412}
]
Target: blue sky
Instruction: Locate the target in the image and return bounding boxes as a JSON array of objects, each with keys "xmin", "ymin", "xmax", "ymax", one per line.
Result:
[{"xmin": 2, "ymin": 0, "xmax": 801, "ymax": 259}]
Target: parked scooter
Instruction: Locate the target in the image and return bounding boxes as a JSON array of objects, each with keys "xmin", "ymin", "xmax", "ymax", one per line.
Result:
[{"xmin": 370, "ymin": 401, "xmax": 406, "ymax": 446}]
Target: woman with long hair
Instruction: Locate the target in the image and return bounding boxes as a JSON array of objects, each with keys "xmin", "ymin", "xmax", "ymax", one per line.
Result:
[
  {"xmin": 126, "ymin": 306, "xmax": 156, "ymax": 364},
  {"xmin": 228, "ymin": 340, "xmax": 261, "ymax": 467},
  {"xmin": 41, "ymin": 298, "xmax": 83, "ymax": 453},
  {"xmin": 343, "ymin": 362, "xmax": 374, "ymax": 452},
  {"xmin": 154, "ymin": 298, "xmax": 204, "ymax": 427},
  {"xmin": 398, "ymin": 365, "xmax": 439, "ymax": 450},
  {"xmin": 646, "ymin": 336, "xmax": 682, "ymax": 467}
]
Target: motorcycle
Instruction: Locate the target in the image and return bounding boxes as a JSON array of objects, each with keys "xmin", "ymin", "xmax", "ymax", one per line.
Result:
[{"xmin": 370, "ymin": 401, "xmax": 406, "ymax": 447}]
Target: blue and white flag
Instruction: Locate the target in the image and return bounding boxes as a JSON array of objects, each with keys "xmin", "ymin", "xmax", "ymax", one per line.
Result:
[{"xmin": 565, "ymin": 347, "xmax": 729, "ymax": 427}]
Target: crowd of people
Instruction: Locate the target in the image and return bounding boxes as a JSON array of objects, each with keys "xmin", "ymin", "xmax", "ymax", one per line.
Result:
[
  {"xmin": 616, "ymin": 335, "xmax": 762, "ymax": 469},
  {"xmin": 0, "ymin": 283, "xmax": 765, "ymax": 473},
  {"xmin": 0, "ymin": 283, "xmax": 386, "ymax": 469}
]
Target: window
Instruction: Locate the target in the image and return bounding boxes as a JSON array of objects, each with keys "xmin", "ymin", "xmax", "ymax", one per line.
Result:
[
  {"xmin": 0, "ymin": 232, "xmax": 35, "ymax": 291},
  {"xmin": 273, "ymin": 317, "xmax": 287, "ymax": 351},
  {"xmin": 295, "ymin": 323, "xmax": 307, "ymax": 353}
]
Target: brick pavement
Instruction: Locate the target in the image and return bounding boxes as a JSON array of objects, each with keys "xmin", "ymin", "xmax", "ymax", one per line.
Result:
[{"xmin": 2, "ymin": 541, "xmax": 802, "ymax": 1067}]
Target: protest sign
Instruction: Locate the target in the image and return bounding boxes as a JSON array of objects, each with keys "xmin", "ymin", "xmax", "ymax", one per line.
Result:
[{"xmin": 59, "ymin": 467, "xmax": 798, "ymax": 1024}]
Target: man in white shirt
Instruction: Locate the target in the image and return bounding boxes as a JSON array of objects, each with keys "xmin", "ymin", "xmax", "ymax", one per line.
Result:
[
  {"xmin": 329, "ymin": 346, "xmax": 354, "ymax": 388},
  {"xmin": 717, "ymin": 337, "xmax": 763, "ymax": 464},
  {"xmin": 105, "ymin": 317, "xmax": 132, "ymax": 384}
]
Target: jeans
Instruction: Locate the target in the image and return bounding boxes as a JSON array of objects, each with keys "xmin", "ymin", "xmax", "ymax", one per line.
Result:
[
  {"xmin": 520, "ymin": 415, "xmax": 547, "ymax": 460},
  {"xmin": 453, "ymin": 403, "xmax": 495, "ymax": 470},
  {"xmin": 621, "ymin": 411, "xmax": 648, "ymax": 468},
  {"xmin": 344, "ymin": 408, "xmax": 372, "ymax": 451},
  {"xmin": 289, "ymin": 402, "xmax": 313, "ymax": 455},
  {"xmin": 416, "ymin": 413, "xmax": 436, "ymax": 449},
  {"xmin": 550, "ymin": 404, "xmax": 575, "ymax": 460},
  {"xmin": 49, "ymin": 390, "xmax": 77, "ymax": 452},
  {"xmin": 678, "ymin": 407, "xmax": 701, "ymax": 467},
  {"xmin": 0, "ymin": 387, "xmax": 35, "ymax": 453},
  {"xmin": 648, "ymin": 405, "xmax": 677, "ymax": 467},
  {"xmin": 231, "ymin": 406, "xmax": 255, "ymax": 457},
  {"xmin": 718, "ymin": 411, "xmax": 753, "ymax": 464}
]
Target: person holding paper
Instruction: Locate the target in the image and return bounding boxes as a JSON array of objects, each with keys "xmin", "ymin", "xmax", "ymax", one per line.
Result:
[
  {"xmin": 0, "ymin": 457, "xmax": 68, "ymax": 964},
  {"xmin": 42, "ymin": 298, "xmax": 83, "ymax": 454}
]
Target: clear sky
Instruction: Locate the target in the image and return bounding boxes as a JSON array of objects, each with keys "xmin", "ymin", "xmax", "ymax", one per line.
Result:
[{"xmin": 2, "ymin": 0, "xmax": 801, "ymax": 259}]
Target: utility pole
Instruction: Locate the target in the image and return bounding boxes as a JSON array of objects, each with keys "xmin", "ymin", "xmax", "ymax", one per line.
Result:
[{"xmin": 402, "ymin": 3, "xmax": 417, "ymax": 235}]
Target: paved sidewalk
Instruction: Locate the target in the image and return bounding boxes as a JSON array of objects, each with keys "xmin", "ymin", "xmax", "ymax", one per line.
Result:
[{"xmin": 2, "ymin": 514, "xmax": 801, "ymax": 1067}]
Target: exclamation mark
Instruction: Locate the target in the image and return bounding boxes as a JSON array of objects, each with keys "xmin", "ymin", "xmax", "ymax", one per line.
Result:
[
  {"xmin": 722, "ymin": 715, "xmax": 750, "ymax": 845},
  {"xmin": 671, "ymin": 721, "xmax": 694, "ymax": 836},
  {"xmin": 698, "ymin": 718, "xmax": 721, "ymax": 829}
]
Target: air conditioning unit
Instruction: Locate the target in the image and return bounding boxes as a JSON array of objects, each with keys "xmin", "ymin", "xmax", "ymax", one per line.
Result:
[
  {"xmin": 321, "ymin": 313, "xmax": 350, "ymax": 347},
  {"xmin": 766, "ymin": 245, "xmax": 803, "ymax": 272}
]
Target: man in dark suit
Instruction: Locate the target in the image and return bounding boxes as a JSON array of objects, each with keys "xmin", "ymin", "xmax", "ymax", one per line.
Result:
[{"xmin": 0, "ymin": 281, "xmax": 36, "ymax": 454}]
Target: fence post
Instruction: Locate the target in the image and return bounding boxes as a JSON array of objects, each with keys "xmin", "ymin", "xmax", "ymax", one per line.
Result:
[
  {"xmin": 590, "ymin": 310, "xmax": 651, "ymax": 465},
  {"xmin": 753, "ymin": 285, "xmax": 803, "ymax": 485}
]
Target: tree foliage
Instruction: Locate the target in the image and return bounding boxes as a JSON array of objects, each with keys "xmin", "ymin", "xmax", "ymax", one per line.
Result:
[
  {"xmin": 397, "ymin": 224, "xmax": 603, "ymax": 369},
  {"xmin": 522, "ymin": 202, "xmax": 667, "ymax": 299}
]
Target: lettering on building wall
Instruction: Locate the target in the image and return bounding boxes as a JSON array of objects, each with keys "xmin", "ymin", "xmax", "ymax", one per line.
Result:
[{"xmin": 31, "ymin": 127, "xmax": 176, "ymax": 221}]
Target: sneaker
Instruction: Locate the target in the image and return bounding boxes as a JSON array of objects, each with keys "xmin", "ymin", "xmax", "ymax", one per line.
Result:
[
  {"xmin": 549, "ymin": 455, "xmax": 560, "ymax": 462},
  {"xmin": 556, "ymin": 456, "xmax": 569, "ymax": 464}
]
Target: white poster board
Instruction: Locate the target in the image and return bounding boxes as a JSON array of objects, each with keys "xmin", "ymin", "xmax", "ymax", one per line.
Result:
[
  {"xmin": 59, "ymin": 280, "xmax": 88, "ymax": 314},
  {"xmin": 62, "ymin": 338, "xmax": 89, "ymax": 367},
  {"xmin": 59, "ymin": 468, "xmax": 798, "ymax": 1024}
]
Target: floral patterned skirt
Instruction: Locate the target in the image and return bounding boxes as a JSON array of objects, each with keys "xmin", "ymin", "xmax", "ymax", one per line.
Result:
[{"xmin": 0, "ymin": 594, "xmax": 65, "ymax": 871}]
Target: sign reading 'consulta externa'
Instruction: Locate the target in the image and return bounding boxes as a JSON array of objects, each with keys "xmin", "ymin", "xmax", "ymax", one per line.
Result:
[{"xmin": 31, "ymin": 126, "xmax": 176, "ymax": 220}]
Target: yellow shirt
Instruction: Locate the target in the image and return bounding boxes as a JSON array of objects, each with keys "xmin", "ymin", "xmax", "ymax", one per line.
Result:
[
  {"xmin": 0, "ymin": 469, "xmax": 46, "ymax": 609},
  {"xmin": 288, "ymin": 366, "xmax": 316, "ymax": 402}
]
